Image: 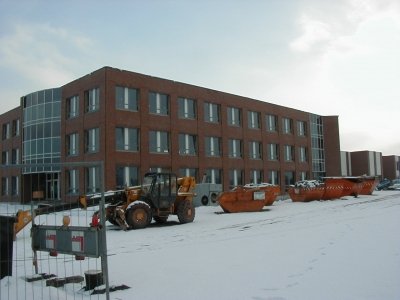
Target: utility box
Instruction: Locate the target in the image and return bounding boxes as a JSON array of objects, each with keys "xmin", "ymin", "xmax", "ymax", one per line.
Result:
[{"xmin": 193, "ymin": 183, "xmax": 222, "ymax": 207}]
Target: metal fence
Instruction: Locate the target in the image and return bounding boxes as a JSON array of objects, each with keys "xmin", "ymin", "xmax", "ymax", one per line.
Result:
[{"xmin": 0, "ymin": 162, "xmax": 110, "ymax": 300}]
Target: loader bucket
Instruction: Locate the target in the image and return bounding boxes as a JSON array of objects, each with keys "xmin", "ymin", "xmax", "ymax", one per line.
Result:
[{"xmin": 14, "ymin": 210, "xmax": 33, "ymax": 235}]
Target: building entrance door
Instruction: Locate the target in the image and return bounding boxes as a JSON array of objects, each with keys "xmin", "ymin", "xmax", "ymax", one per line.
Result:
[{"xmin": 46, "ymin": 173, "xmax": 60, "ymax": 201}]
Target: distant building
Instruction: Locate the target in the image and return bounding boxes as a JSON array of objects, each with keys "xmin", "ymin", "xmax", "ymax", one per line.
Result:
[
  {"xmin": 1, "ymin": 66, "xmax": 342, "ymax": 203},
  {"xmin": 382, "ymin": 155, "xmax": 400, "ymax": 180},
  {"xmin": 340, "ymin": 150, "xmax": 383, "ymax": 178}
]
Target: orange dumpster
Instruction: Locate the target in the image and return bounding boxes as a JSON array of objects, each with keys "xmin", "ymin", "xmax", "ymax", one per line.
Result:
[
  {"xmin": 218, "ymin": 183, "xmax": 280, "ymax": 213},
  {"xmin": 359, "ymin": 176, "xmax": 379, "ymax": 195},
  {"xmin": 288, "ymin": 180, "xmax": 325, "ymax": 202},
  {"xmin": 322, "ymin": 177, "xmax": 363, "ymax": 198},
  {"xmin": 340, "ymin": 177, "xmax": 363, "ymax": 197},
  {"xmin": 288, "ymin": 186, "xmax": 325, "ymax": 202},
  {"xmin": 321, "ymin": 177, "xmax": 345, "ymax": 200}
]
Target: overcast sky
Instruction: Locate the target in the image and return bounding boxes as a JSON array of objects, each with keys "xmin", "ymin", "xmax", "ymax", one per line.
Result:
[{"xmin": 0, "ymin": 0, "xmax": 399, "ymax": 155}]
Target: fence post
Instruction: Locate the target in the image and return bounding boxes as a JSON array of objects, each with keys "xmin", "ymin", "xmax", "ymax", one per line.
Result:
[{"xmin": 0, "ymin": 216, "xmax": 16, "ymax": 279}]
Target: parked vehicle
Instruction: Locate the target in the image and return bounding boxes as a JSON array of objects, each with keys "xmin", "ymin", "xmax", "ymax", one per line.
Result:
[
  {"xmin": 387, "ymin": 179, "xmax": 400, "ymax": 190},
  {"xmin": 193, "ymin": 183, "xmax": 222, "ymax": 207},
  {"xmin": 376, "ymin": 178, "xmax": 392, "ymax": 191}
]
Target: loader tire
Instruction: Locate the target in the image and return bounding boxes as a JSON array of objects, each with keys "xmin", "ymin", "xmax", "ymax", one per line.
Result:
[
  {"xmin": 125, "ymin": 202, "xmax": 152, "ymax": 229},
  {"xmin": 153, "ymin": 215, "xmax": 168, "ymax": 224},
  {"xmin": 177, "ymin": 200, "xmax": 195, "ymax": 224}
]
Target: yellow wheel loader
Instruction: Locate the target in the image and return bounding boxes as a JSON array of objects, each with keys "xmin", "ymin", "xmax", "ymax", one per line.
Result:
[{"xmin": 14, "ymin": 172, "xmax": 196, "ymax": 235}]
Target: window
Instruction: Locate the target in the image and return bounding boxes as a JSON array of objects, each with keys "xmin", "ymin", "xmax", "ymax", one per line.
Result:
[
  {"xmin": 149, "ymin": 92, "xmax": 169, "ymax": 115},
  {"xmin": 268, "ymin": 170, "xmax": 279, "ymax": 185},
  {"xmin": 85, "ymin": 88, "xmax": 99, "ymax": 113},
  {"xmin": 12, "ymin": 119, "xmax": 20, "ymax": 136},
  {"xmin": 284, "ymin": 171, "xmax": 295, "ymax": 186},
  {"xmin": 205, "ymin": 169, "xmax": 222, "ymax": 184},
  {"xmin": 178, "ymin": 97, "xmax": 196, "ymax": 119},
  {"xmin": 2, "ymin": 151, "xmax": 9, "ymax": 165},
  {"xmin": 282, "ymin": 117, "xmax": 293, "ymax": 134},
  {"xmin": 179, "ymin": 168, "xmax": 198, "ymax": 179},
  {"xmin": 2, "ymin": 123, "xmax": 10, "ymax": 140},
  {"xmin": 11, "ymin": 149, "xmax": 19, "ymax": 164},
  {"xmin": 149, "ymin": 131, "xmax": 169, "ymax": 153},
  {"xmin": 149, "ymin": 167, "xmax": 171, "ymax": 173},
  {"xmin": 266, "ymin": 114, "xmax": 278, "ymax": 132},
  {"xmin": 249, "ymin": 141, "xmax": 262, "ymax": 159},
  {"xmin": 179, "ymin": 133, "xmax": 197, "ymax": 155},
  {"xmin": 85, "ymin": 128, "xmax": 99, "ymax": 153},
  {"xmin": 250, "ymin": 169, "xmax": 263, "ymax": 184},
  {"xmin": 204, "ymin": 102, "xmax": 220, "ymax": 123},
  {"xmin": 228, "ymin": 139, "xmax": 242, "ymax": 158},
  {"xmin": 116, "ymin": 166, "xmax": 139, "ymax": 187},
  {"xmin": 311, "ymin": 114, "xmax": 326, "ymax": 179},
  {"xmin": 67, "ymin": 95, "xmax": 79, "ymax": 118},
  {"xmin": 116, "ymin": 86, "xmax": 138, "ymax": 111},
  {"xmin": 299, "ymin": 171, "xmax": 308, "ymax": 181},
  {"xmin": 284, "ymin": 145, "xmax": 294, "ymax": 161},
  {"xmin": 299, "ymin": 146, "xmax": 308, "ymax": 162},
  {"xmin": 116, "ymin": 127, "xmax": 139, "ymax": 151},
  {"xmin": 297, "ymin": 121, "xmax": 307, "ymax": 136},
  {"xmin": 268, "ymin": 143, "xmax": 279, "ymax": 161},
  {"xmin": 67, "ymin": 133, "xmax": 79, "ymax": 156},
  {"xmin": 11, "ymin": 176, "xmax": 18, "ymax": 196},
  {"xmin": 248, "ymin": 111, "xmax": 260, "ymax": 129},
  {"xmin": 67, "ymin": 169, "xmax": 79, "ymax": 195},
  {"xmin": 227, "ymin": 107, "xmax": 241, "ymax": 126},
  {"xmin": 1, "ymin": 177, "xmax": 9, "ymax": 196},
  {"xmin": 205, "ymin": 137, "xmax": 221, "ymax": 157},
  {"xmin": 229, "ymin": 169, "xmax": 243, "ymax": 187},
  {"xmin": 86, "ymin": 166, "xmax": 100, "ymax": 193}
]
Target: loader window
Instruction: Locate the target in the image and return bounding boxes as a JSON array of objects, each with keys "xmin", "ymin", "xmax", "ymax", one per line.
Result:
[
  {"xmin": 158, "ymin": 174, "xmax": 171, "ymax": 197},
  {"xmin": 142, "ymin": 176, "xmax": 154, "ymax": 196}
]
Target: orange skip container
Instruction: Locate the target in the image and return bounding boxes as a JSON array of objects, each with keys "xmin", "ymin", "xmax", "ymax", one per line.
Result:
[{"xmin": 218, "ymin": 184, "xmax": 280, "ymax": 213}]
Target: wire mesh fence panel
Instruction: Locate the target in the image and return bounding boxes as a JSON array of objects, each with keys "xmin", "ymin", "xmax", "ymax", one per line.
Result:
[{"xmin": 0, "ymin": 162, "xmax": 109, "ymax": 300}]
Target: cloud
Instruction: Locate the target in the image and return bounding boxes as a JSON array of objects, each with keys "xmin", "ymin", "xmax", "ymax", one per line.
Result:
[
  {"xmin": 289, "ymin": 14, "xmax": 333, "ymax": 52},
  {"xmin": 0, "ymin": 22, "xmax": 94, "ymax": 88},
  {"xmin": 282, "ymin": 0, "xmax": 400, "ymax": 155}
]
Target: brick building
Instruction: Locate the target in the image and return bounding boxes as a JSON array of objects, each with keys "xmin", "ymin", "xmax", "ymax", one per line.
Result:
[
  {"xmin": 382, "ymin": 155, "xmax": 400, "ymax": 180},
  {"xmin": 340, "ymin": 150, "xmax": 383, "ymax": 178},
  {"xmin": 1, "ymin": 67, "xmax": 341, "ymax": 203}
]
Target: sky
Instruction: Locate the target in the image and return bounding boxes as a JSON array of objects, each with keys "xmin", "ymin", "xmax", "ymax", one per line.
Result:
[{"xmin": 0, "ymin": 0, "xmax": 399, "ymax": 155}]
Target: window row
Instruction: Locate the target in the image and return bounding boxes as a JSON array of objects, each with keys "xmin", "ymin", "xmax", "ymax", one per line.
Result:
[
  {"xmin": 66, "ymin": 87, "xmax": 308, "ymax": 136},
  {"xmin": 66, "ymin": 128, "xmax": 308, "ymax": 162},
  {"xmin": 64, "ymin": 167, "xmax": 309, "ymax": 195},
  {"xmin": 2, "ymin": 119, "xmax": 20, "ymax": 140},
  {"xmin": 1, "ymin": 176, "xmax": 19, "ymax": 196}
]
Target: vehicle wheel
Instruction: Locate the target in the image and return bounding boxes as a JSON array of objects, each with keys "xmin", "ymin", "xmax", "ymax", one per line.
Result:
[
  {"xmin": 177, "ymin": 200, "xmax": 195, "ymax": 224},
  {"xmin": 153, "ymin": 215, "xmax": 168, "ymax": 224},
  {"xmin": 201, "ymin": 196, "xmax": 209, "ymax": 206},
  {"xmin": 211, "ymin": 193, "xmax": 218, "ymax": 204},
  {"xmin": 125, "ymin": 202, "xmax": 152, "ymax": 229}
]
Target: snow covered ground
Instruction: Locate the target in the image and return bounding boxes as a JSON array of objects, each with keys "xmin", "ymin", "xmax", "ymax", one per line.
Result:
[{"xmin": 1, "ymin": 190, "xmax": 400, "ymax": 300}]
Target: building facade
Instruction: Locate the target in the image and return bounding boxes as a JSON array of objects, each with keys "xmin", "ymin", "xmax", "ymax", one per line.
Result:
[
  {"xmin": 341, "ymin": 150, "xmax": 383, "ymax": 178},
  {"xmin": 0, "ymin": 107, "xmax": 21, "ymax": 202},
  {"xmin": 382, "ymin": 155, "xmax": 400, "ymax": 180},
  {"xmin": 1, "ymin": 67, "xmax": 342, "ymax": 203}
]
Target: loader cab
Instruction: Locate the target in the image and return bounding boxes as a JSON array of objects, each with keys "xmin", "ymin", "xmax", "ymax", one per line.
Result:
[{"xmin": 142, "ymin": 172, "xmax": 178, "ymax": 208}]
